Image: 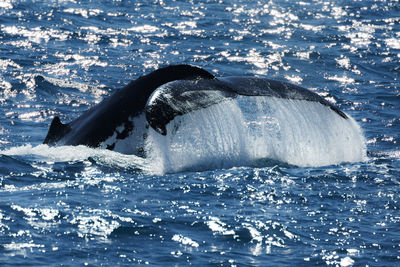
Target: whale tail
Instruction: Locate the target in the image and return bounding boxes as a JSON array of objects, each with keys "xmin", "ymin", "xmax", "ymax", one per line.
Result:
[
  {"xmin": 42, "ymin": 65, "xmax": 215, "ymax": 147},
  {"xmin": 43, "ymin": 116, "xmax": 71, "ymax": 145}
]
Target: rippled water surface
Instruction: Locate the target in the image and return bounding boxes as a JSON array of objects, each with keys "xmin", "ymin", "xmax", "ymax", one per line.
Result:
[{"xmin": 0, "ymin": 0, "xmax": 399, "ymax": 266}]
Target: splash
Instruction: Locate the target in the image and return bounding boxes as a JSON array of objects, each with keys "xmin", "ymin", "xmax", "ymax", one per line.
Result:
[{"xmin": 146, "ymin": 96, "xmax": 366, "ymax": 173}]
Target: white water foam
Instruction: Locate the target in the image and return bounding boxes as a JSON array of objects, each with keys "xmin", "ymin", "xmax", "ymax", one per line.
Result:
[
  {"xmin": 146, "ymin": 96, "xmax": 366, "ymax": 173},
  {"xmin": 1, "ymin": 144, "xmax": 149, "ymax": 172}
]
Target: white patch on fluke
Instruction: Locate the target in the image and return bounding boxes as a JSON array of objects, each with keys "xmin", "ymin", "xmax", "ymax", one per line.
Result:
[{"xmin": 100, "ymin": 113, "xmax": 148, "ymax": 155}]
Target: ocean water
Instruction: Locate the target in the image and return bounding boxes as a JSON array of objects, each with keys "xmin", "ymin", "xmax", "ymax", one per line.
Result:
[{"xmin": 0, "ymin": 0, "xmax": 399, "ymax": 266}]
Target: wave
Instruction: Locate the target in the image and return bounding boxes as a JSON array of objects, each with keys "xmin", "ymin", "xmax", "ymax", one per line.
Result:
[{"xmin": 32, "ymin": 74, "xmax": 109, "ymax": 98}]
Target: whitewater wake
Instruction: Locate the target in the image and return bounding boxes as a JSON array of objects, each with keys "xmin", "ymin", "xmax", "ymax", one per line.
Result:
[{"xmin": 1, "ymin": 144, "xmax": 150, "ymax": 173}]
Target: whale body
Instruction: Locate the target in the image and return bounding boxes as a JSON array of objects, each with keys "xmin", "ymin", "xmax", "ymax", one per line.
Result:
[{"xmin": 43, "ymin": 64, "xmax": 351, "ymax": 158}]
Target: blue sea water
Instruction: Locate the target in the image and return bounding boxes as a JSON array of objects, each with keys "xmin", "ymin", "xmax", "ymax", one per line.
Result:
[{"xmin": 0, "ymin": 0, "xmax": 399, "ymax": 266}]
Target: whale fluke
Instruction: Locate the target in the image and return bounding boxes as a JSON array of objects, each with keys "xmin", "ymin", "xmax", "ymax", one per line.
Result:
[
  {"xmin": 43, "ymin": 65, "xmax": 351, "ymax": 154},
  {"xmin": 144, "ymin": 76, "xmax": 348, "ymax": 135}
]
